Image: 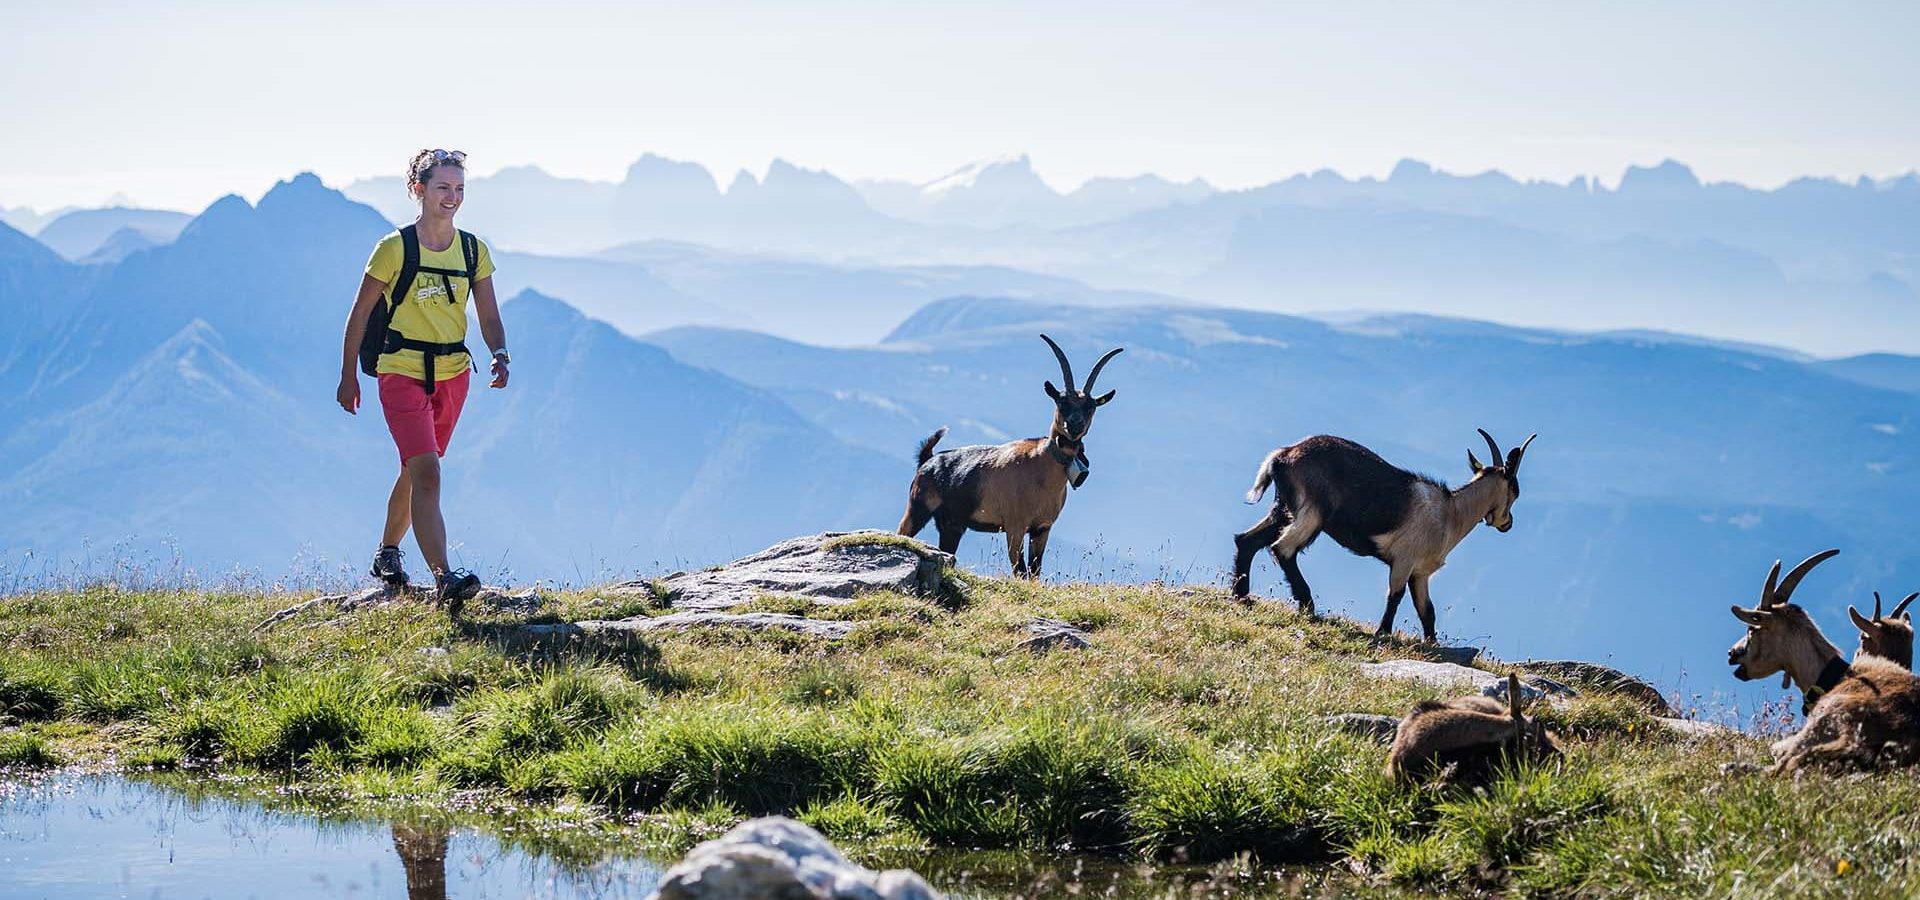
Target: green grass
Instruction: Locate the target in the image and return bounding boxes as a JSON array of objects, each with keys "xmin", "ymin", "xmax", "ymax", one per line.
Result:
[{"xmin": 1, "ymin": 578, "xmax": 1916, "ymax": 896}]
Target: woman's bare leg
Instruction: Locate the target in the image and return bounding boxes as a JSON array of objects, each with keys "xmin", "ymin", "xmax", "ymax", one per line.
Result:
[{"xmin": 382, "ymin": 467, "xmax": 412, "ymax": 547}]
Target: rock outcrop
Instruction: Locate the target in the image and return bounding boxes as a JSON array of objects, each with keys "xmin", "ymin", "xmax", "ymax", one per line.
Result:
[
  {"xmin": 519, "ymin": 611, "xmax": 857, "ymax": 641},
  {"xmin": 605, "ymin": 532, "xmax": 952, "ymax": 611},
  {"xmin": 1360, "ymin": 659, "xmax": 1564, "ymax": 705},
  {"xmin": 1514, "ymin": 659, "xmax": 1674, "ymax": 716},
  {"xmin": 649, "ymin": 816, "xmax": 941, "ymax": 900},
  {"xmin": 1018, "ymin": 617, "xmax": 1091, "ymax": 653}
]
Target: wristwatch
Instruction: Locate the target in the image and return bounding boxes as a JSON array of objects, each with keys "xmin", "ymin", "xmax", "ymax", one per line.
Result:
[{"xmin": 491, "ymin": 349, "xmax": 511, "ymax": 365}]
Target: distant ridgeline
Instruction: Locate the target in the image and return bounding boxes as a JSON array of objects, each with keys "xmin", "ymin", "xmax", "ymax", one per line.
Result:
[
  {"xmin": 333, "ymin": 155, "xmax": 1920, "ymax": 357},
  {"xmin": 0, "ymin": 171, "xmax": 1916, "ymax": 695}
]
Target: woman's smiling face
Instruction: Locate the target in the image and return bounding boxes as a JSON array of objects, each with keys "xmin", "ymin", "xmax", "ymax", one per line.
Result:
[{"xmin": 414, "ymin": 164, "xmax": 464, "ymax": 219}]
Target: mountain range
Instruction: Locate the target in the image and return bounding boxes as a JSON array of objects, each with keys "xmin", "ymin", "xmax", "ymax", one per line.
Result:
[
  {"xmin": 3, "ymin": 168, "xmax": 1918, "ymax": 706},
  {"xmin": 326, "ymin": 154, "xmax": 1920, "ymax": 356}
]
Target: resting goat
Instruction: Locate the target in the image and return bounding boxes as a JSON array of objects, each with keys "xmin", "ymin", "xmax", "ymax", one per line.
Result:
[
  {"xmin": 1849, "ymin": 590, "xmax": 1916, "ymax": 669},
  {"xmin": 897, "ymin": 335, "xmax": 1122, "ymax": 578},
  {"xmin": 1387, "ymin": 673, "xmax": 1560, "ymax": 784},
  {"xmin": 1231, "ymin": 430, "xmax": 1534, "ymax": 642},
  {"xmin": 1728, "ymin": 549, "xmax": 1920, "ymax": 774}
]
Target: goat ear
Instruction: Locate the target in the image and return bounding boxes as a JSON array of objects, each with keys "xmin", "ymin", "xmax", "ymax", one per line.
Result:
[
  {"xmin": 1851, "ymin": 605, "xmax": 1877, "ymax": 633},
  {"xmin": 1044, "ymin": 381, "xmax": 1062, "ymax": 400},
  {"xmin": 1467, "ymin": 450, "xmax": 1484, "ymax": 474},
  {"xmin": 1731, "ymin": 605, "xmax": 1769, "ymax": 626},
  {"xmin": 1094, "ymin": 389, "xmax": 1116, "ymax": 406}
]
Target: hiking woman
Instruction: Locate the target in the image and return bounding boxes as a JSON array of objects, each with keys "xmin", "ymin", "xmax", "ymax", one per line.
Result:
[{"xmin": 336, "ymin": 149, "xmax": 509, "ymax": 611}]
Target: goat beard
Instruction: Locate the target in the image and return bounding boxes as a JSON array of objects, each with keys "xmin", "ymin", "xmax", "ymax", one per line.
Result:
[{"xmin": 1781, "ymin": 672, "xmax": 1791, "ymax": 689}]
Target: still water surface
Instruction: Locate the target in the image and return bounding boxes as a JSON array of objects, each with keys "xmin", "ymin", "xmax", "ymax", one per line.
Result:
[{"xmin": 0, "ymin": 773, "xmax": 1370, "ymax": 899}]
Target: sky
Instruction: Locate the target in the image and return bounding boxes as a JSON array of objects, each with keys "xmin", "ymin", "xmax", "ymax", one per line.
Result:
[{"xmin": 4, "ymin": 0, "xmax": 1918, "ymax": 212}]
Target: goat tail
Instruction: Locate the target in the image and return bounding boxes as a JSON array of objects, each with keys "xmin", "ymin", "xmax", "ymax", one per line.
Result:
[
  {"xmin": 1243, "ymin": 448, "xmax": 1286, "ymax": 504},
  {"xmin": 916, "ymin": 427, "xmax": 949, "ymax": 467}
]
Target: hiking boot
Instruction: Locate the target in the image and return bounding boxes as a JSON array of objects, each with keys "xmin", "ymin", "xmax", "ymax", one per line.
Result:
[
  {"xmin": 370, "ymin": 545, "xmax": 409, "ymax": 586},
  {"xmin": 436, "ymin": 568, "xmax": 481, "ymax": 617}
]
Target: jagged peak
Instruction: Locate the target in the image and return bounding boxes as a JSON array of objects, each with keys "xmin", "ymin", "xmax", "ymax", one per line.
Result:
[
  {"xmin": 257, "ymin": 172, "xmax": 348, "ymax": 212},
  {"xmin": 922, "ymin": 154, "xmax": 1040, "ymax": 195},
  {"xmin": 1390, "ymin": 159, "xmax": 1436, "ymax": 181},
  {"xmin": 1619, "ymin": 159, "xmax": 1700, "ymax": 191},
  {"xmin": 622, "ymin": 154, "xmax": 721, "ymax": 194}
]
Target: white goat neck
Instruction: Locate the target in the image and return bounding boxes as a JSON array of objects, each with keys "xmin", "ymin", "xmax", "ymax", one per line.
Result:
[
  {"xmin": 1781, "ymin": 629, "xmax": 1847, "ymax": 696},
  {"xmin": 1443, "ymin": 475, "xmax": 1505, "ymax": 550}
]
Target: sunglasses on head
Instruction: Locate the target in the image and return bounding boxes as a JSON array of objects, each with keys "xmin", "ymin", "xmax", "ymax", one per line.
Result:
[{"xmin": 427, "ymin": 149, "xmax": 466, "ymax": 163}]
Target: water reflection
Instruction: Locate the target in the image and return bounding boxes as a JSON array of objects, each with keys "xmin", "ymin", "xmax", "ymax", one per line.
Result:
[
  {"xmin": 0, "ymin": 774, "xmax": 662, "ymax": 898},
  {"xmin": 393, "ymin": 823, "xmax": 450, "ymax": 900},
  {"xmin": 0, "ymin": 775, "xmax": 1400, "ymax": 899}
]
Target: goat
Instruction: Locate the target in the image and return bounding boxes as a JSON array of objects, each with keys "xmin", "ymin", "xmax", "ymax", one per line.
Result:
[
  {"xmin": 1231, "ymin": 430, "xmax": 1534, "ymax": 642},
  {"xmin": 1387, "ymin": 673, "xmax": 1560, "ymax": 784},
  {"xmin": 897, "ymin": 335, "xmax": 1122, "ymax": 578},
  {"xmin": 1849, "ymin": 590, "xmax": 1916, "ymax": 669},
  {"xmin": 1728, "ymin": 549, "xmax": 1920, "ymax": 774}
]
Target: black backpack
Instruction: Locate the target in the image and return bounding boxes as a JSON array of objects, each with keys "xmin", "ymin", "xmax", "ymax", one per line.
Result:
[{"xmin": 358, "ymin": 224, "xmax": 479, "ymax": 391}]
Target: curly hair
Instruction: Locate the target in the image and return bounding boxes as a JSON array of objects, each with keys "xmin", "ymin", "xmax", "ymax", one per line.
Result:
[{"xmin": 407, "ymin": 149, "xmax": 466, "ymax": 188}]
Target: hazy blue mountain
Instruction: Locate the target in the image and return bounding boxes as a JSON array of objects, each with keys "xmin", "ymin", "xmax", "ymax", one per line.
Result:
[
  {"xmin": 652, "ymin": 297, "xmax": 1920, "ymax": 698},
  {"xmin": 857, "ymin": 156, "xmax": 1216, "ymax": 229},
  {"xmin": 77, "ymin": 227, "xmax": 162, "ymax": 265},
  {"xmin": 0, "ymin": 320, "xmax": 374, "ymax": 569},
  {"xmin": 333, "ymin": 152, "xmax": 1920, "ymax": 354},
  {"xmin": 0, "ymin": 172, "xmax": 903, "ymax": 579},
  {"xmin": 35, "ymin": 207, "xmax": 191, "ymax": 261},
  {"xmin": 0, "ymin": 205, "xmax": 75, "ymax": 236},
  {"xmin": 597, "ymin": 242, "xmax": 1185, "ymax": 346},
  {"xmin": 1818, "ymin": 353, "xmax": 1920, "ymax": 395},
  {"xmin": 346, "ymin": 154, "xmax": 905, "ymax": 256}
]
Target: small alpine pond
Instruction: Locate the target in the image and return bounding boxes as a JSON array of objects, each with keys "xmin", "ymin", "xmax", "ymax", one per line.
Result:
[{"xmin": 0, "ymin": 772, "xmax": 1383, "ymax": 899}]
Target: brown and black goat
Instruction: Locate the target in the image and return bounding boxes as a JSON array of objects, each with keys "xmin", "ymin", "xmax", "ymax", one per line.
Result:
[
  {"xmin": 1231, "ymin": 430, "xmax": 1534, "ymax": 642},
  {"xmin": 1387, "ymin": 673, "xmax": 1560, "ymax": 784},
  {"xmin": 897, "ymin": 335, "xmax": 1122, "ymax": 578},
  {"xmin": 1849, "ymin": 590, "xmax": 1916, "ymax": 669},
  {"xmin": 1728, "ymin": 549, "xmax": 1920, "ymax": 773}
]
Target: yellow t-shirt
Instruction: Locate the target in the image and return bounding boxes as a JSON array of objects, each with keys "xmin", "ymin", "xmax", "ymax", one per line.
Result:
[{"xmin": 364, "ymin": 229, "xmax": 497, "ymax": 381}]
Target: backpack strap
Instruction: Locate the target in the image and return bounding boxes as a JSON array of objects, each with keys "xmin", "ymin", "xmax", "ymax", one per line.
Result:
[
  {"xmin": 391, "ymin": 224, "xmax": 421, "ymax": 310},
  {"xmin": 459, "ymin": 229, "xmax": 478, "ymax": 280}
]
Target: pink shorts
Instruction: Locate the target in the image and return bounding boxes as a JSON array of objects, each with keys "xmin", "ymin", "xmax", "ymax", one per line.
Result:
[{"xmin": 379, "ymin": 370, "xmax": 470, "ymax": 462}]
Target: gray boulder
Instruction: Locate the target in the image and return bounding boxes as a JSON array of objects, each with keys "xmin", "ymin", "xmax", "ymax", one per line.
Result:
[
  {"xmin": 1656, "ymin": 717, "xmax": 1742, "ymax": 740},
  {"xmin": 606, "ymin": 532, "xmax": 952, "ymax": 611},
  {"xmin": 519, "ymin": 612, "xmax": 857, "ymax": 641},
  {"xmin": 649, "ymin": 816, "xmax": 941, "ymax": 900},
  {"xmin": 1514, "ymin": 660, "xmax": 1674, "ymax": 716},
  {"xmin": 1018, "ymin": 618, "xmax": 1091, "ymax": 653},
  {"xmin": 1359, "ymin": 659, "xmax": 1554, "ymax": 705}
]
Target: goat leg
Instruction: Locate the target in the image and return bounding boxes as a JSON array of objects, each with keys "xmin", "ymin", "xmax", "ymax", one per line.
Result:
[
  {"xmin": 1004, "ymin": 529, "xmax": 1029, "ymax": 579},
  {"xmin": 1277, "ymin": 552, "xmax": 1315, "ymax": 617},
  {"xmin": 1410, "ymin": 573, "xmax": 1438, "ymax": 643},
  {"xmin": 936, "ymin": 521, "xmax": 966, "ymax": 556},
  {"xmin": 1026, "ymin": 525, "xmax": 1051, "ymax": 579},
  {"xmin": 1377, "ymin": 572, "xmax": 1412, "ymax": 638},
  {"xmin": 1230, "ymin": 510, "xmax": 1286, "ymax": 599}
]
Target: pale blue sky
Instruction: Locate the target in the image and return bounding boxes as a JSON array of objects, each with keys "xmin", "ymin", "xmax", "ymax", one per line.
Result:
[{"xmin": 4, "ymin": 0, "xmax": 1917, "ymax": 211}]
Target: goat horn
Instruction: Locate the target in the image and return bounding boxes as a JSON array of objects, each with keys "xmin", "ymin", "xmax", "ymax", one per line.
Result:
[
  {"xmin": 1875, "ymin": 591, "xmax": 1884, "ymax": 620},
  {"xmin": 1477, "ymin": 429, "xmax": 1503, "ymax": 467},
  {"xmin": 1760, "ymin": 560, "xmax": 1782, "ymax": 609},
  {"xmin": 1039, "ymin": 334, "xmax": 1075, "ymax": 392},
  {"xmin": 1083, "ymin": 347, "xmax": 1124, "ymax": 393},
  {"xmin": 1895, "ymin": 592, "xmax": 1919, "ymax": 619},
  {"xmin": 1507, "ymin": 673, "xmax": 1525, "ymax": 743},
  {"xmin": 1774, "ymin": 548, "xmax": 1840, "ymax": 606}
]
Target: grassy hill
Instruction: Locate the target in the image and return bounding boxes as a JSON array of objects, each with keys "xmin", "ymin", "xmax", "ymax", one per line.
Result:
[{"xmin": 1, "ymin": 573, "xmax": 1915, "ymax": 897}]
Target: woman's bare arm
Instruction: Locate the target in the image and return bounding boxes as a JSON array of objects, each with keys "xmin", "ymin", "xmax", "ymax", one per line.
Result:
[
  {"xmin": 472, "ymin": 276, "xmax": 509, "ymax": 388},
  {"xmin": 337, "ymin": 274, "xmax": 388, "ymax": 413}
]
